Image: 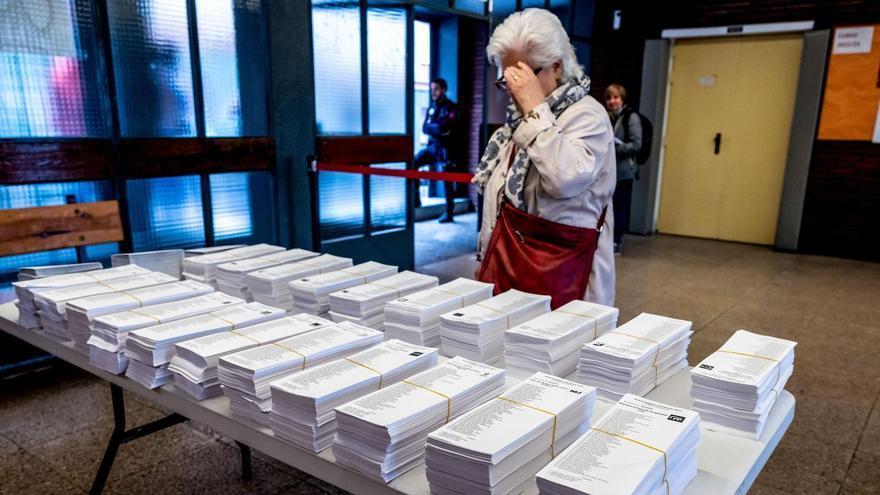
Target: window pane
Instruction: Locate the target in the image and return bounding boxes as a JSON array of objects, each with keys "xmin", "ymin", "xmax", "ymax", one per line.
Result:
[
  {"xmin": 491, "ymin": 0, "xmax": 516, "ymax": 20},
  {"xmin": 370, "ymin": 163, "xmax": 406, "ymax": 233},
  {"xmin": 521, "ymin": 0, "xmax": 545, "ymax": 8},
  {"xmin": 0, "ymin": 0, "xmax": 109, "ymax": 137},
  {"xmin": 454, "ymin": 0, "xmax": 487, "ymax": 15},
  {"xmin": 574, "ymin": 41, "xmax": 591, "ymax": 74},
  {"xmin": 312, "ymin": 0, "xmax": 362, "ymax": 135},
  {"xmin": 319, "ymin": 172, "xmax": 364, "ymax": 241},
  {"xmin": 196, "ymin": 0, "xmax": 268, "ymax": 136},
  {"xmin": 107, "ymin": 0, "xmax": 196, "ymax": 137},
  {"xmin": 126, "ymin": 176, "xmax": 205, "ymax": 250},
  {"xmin": 414, "ymin": 20, "xmax": 431, "ymax": 152},
  {"xmin": 571, "ymin": 0, "xmax": 594, "ymax": 38},
  {"xmin": 210, "ymin": 171, "xmax": 273, "ymax": 242},
  {"xmin": 367, "ymin": 8, "xmax": 406, "ymax": 134},
  {"xmin": 549, "ymin": 0, "xmax": 571, "ymax": 25}
]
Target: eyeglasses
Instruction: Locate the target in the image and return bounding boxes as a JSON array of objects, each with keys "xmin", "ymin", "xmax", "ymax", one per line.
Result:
[{"xmin": 494, "ymin": 66, "xmax": 543, "ymax": 91}]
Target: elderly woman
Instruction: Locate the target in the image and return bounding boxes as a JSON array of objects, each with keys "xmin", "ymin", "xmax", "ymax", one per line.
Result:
[{"xmin": 474, "ymin": 8, "xmax": 616, "ymax": 306}]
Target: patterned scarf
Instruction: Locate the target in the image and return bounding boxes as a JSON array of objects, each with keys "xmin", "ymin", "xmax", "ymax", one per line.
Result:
[{"xmin": 473, "ymin": 75, "xmax": 592, "ymax": 209}]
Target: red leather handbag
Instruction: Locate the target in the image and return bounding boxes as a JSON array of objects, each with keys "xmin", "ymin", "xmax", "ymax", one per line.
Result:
[{"xmin": 477, "ymin": 201, "xmax": 606, "ymax": 309}]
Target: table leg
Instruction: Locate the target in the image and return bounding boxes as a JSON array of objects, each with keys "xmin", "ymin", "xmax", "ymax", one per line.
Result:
[{"xmin": 237, "ymin": 441, "xmax": 254, "ymax": 481}]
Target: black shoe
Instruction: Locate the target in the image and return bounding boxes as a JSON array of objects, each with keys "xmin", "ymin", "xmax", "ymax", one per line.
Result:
[{"xmin": 438, "ymin": 213, "xmax": 454, "ymax": 223}]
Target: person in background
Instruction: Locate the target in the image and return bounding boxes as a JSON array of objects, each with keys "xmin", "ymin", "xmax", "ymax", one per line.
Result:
[
  {"xmin": 605, "ymin": 83, "xmax": 642, "ymax": 255},
  {"xmin": 474, "ymin": 8, "xmax": 616, "ymax": 306},
  {"xmin": 413, "ymin": 78, "xmax": 458, "ymax": 222}
]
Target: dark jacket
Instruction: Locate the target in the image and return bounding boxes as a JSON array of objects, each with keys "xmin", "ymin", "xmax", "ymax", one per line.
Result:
[
  {"xmin": 423, "ymin": 96, "xmax": 458, "ymax": 156},
  {"xmin": 610, "ymin": 105, "xmax": 642, "ymax": 181}
]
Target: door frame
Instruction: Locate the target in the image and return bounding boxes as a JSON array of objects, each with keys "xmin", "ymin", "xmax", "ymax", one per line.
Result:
[{"xmin": 630, "ymin": 23, "xmax": 830, "ymax": 251}]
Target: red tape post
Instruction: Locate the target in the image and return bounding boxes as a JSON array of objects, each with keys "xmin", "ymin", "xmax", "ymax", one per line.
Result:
[{"xmin": 315, "ymin": 163, "xmax": 475, "ymax": 184}]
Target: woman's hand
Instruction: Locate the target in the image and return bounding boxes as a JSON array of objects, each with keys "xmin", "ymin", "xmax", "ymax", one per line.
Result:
[{"xmin": 505, "ymin": 62, "xmax": 545, "ymax": 114}]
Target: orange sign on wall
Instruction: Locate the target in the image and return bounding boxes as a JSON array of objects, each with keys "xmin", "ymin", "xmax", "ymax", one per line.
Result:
[{"xmin": 817, "ymin": 25, "xmax": 880, "ymax": 142}]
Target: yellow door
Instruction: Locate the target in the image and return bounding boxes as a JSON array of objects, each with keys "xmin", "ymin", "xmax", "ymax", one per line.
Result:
[{"xmin": 658, "ymin": 35, "xmax": 803, "ymax": 245}]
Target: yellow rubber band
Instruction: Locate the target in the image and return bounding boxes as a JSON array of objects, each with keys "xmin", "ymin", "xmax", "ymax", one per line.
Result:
[
  {"xmin": 403, "ymin": 380, "xmax": 451, "ymax": 423},
  {"xmin": 433, "ymin": 288, "xmax": 468, "ymax": 307},
  {"xmin": 555, "ymin": 309, "xmax": 599, "ymax": 339},
  {"xmin": 345, "ymin": 357, "xmax": 384, "ymax": 389},
  {"xmin": 473, "ymin": 302, "xmax": 511, "ymax": 328},
  {"xmin": 717, "ymin": 349, "xmax": 783, "ymax": 398},
  {"xmin": 613, "ymin": 331, "xmax": 662, "ymax": 386},
  {"xmin": 591, "ymin": 426, "xmax": 668, "ymax": 494},
  {"xmin": 496, "ymin": 396, "xmax": 558, "ymax": 458}
]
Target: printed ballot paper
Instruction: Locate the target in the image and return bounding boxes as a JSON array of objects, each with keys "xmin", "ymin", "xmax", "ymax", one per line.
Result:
[
  {"xmin": 269, "ymin": 339, "xmax": 439, "ymax": 451},
  {"xmin": 246, "ymin": 254, "xmax": 353, "ymax": 312},
  {"xmin": 504, "ymin": 300, "xmax": 618, "ymax": 380},
  {"xmin": 288, "ymin": 261, "xmax": 398, "ymax": 316},
  {"xmin": 332, "ymin": 357, "xmax": 505, "ymax": 482},
  {"xmin": 439, "ymin": 289, "xmax": 551, "ymax": 366},
  {"xmin": 218, "ymin": 321, "xmax": 383, "ymax": 425},
  {"xmin": 123, "ymin": 302, "xmax": 284, "ymax": 389},
  {"xmin": 169, "ymin": 313, "xmax": 335, "ymax": 400},
  {"xmin": 577, "ymin": 313, "xmax": 692, "ymax": 400},
  {"xmin": 183, "ymin": 244, "xmax": 286, "ymax": 288},
  {"xmin": 384, "ymin": 278, "xmax": 494, "ymax": 347},
  {"xmin": 216, "ymin": 248, "xmax": 320, "ymax": 300},
  {"xmin": 111, "ymin": 249, "xmax": 185, "ymax": 278},
  {"xmin": 536, "ymin": 394, "xmax": 701, "ymax": 495},
  {"xmin": 426, "ymin": 373, "xmax": 596, "ymax": 495},
  {"xmin": 328, "ymin": 271, "xmax": 439, "ymax": 329},
  {"xmin": 691, "ymin": 329, "xmax": 796, "ymax": 438}
]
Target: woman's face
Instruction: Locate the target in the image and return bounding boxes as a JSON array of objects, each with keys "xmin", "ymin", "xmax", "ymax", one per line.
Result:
[
  {"xmin": 500, "ymin": 50, "xmax": 561, "ymax": 97},
  {"xmin": 605, "ymin": 93, "xmax": 623, "ymax": 112}
]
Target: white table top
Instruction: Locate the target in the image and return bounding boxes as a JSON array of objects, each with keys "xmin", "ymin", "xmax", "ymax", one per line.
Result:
[{"xmin": 0, "ymin": 302, "xmax": 793, "ymax": 495}]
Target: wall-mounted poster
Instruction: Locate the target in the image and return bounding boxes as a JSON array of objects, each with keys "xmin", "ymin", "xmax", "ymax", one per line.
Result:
[{"xmin": 817, "ymin": 25, "xmax": 880, "ymax": 143}]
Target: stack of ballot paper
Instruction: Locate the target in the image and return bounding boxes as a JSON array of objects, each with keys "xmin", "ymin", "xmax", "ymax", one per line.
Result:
[
  {"xmin": 332, "ymin": 357, "xmax": 506, "ymax": 482},
  {"xmin": 246, "ymin": 254, "xmax": 353, "ymax": 311},
  {"xmin": 34, "ymin": 271, "xmax": 178, "ymax": 343},
  {"xmin": 439, "ymin": 289, "xmax": 551, "ymax": 366},
  {"xmin": 111, "ymin": 250, "xmax": 185, "ymax": 278},
  {"xmin": 504, "ymin": 300, "xmax": 618, "ymax": 380},
  {"xmin": 169, "ymin": 313, "xmax": 334, "ymax": 400},
  {"xmin": 269, "ymin": 339, "xmax": 439, "ymax": 452},
  {"xmin": 328, "ymin": 271, "xmax": 439, "ymax": 329},
  {"xmin": 13, "ymin": 264, "xmax": 152, "ymax": 330},
  {"xmin": 185, "ymin": 245, "xmax": 244, "ymax": 257},
  {"xmin": 218, "ymin": 321, "xmax": 383, "ymax": 425},
  {"xmin": 88, "ymin": 292, "xmax": 243, "ymax": 375},
  {"xmin": 216, "ymin": 248, "xmax": 320, "ymax": 300},
  {"xmin": 18, "ymin": 262, "xmax": 103, "ymax": 281},
  {"xmin": 384, "ymin": 278, "xmax": 494, "ymax": 347},
  {"xmin": 691, "ymin": 330, "xmax": 796, "ymax": 438},
  {"xmin": 288, "ymin": 261, "xmax": 397, "ymax": 316},
  {"xmin": 183, "ymin": 244, "xmax": 285, "ymax": 288},
  {"xmin": 536, "ymin": 395, "xmax": 700, "ymax": 495},
  {"xmin": 426, "ymin": 373, "xmax": 596, "ymax": 495},
  {"xmin": 67, "ymin": 280, "xmax": 213, "ymax": 353},
  {"xmin": 123, "ymin": 302, "xmax": 282, "ymax": 389},
  {"xmin": 576, "ymin": 312, "xmax": 692, "ymax": 400}
]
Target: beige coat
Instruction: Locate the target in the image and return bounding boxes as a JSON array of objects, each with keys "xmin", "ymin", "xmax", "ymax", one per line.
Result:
[{"xmin": 478, "ymin": 95, "xmax": 617, "ymax": 306}]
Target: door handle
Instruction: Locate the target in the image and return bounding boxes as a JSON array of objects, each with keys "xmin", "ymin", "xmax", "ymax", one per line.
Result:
[{"xmin": 713, "ymin": 132, "xmax": 722, "ymax": 155}]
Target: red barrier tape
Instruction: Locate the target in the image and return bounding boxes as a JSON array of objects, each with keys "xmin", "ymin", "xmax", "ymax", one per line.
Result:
[{"xmin": 315, "ymin": 163, "xmax": 475, "ymax": 184}]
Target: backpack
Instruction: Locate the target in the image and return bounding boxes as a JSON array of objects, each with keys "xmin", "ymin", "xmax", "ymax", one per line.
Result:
[{"xmin": 624, "ymin": 109, "xmax": 653, "ymax": 165}]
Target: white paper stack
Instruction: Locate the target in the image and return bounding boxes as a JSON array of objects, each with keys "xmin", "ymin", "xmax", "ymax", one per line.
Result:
[
  {"xmin": 185, "ymin": 245, "xmax": 245, "ymax": 257},
  {"xmin": 216, "ymin": 248, "xmax": 321, "ymax": 300},
  {"xmin": 169, "ymin": 313, "xmax": 335, "ymax": 400},
  {"xmin": 288, "ymin": 261, "xmax": 398, "ymax": 316},
  {"xmin": 218, "ymin": 321, "xmax": 384, "ymax": 425},
  {"xmin": 34, "ymin": 271, "xmax": 178, "ymax": 343},
  {"xmin": 426, "ymin": 373, "xmax": 596, "ymax": 495},
  {"xmin": 439, "ymin": 289, "xmax": 551, "ymax": 366},
  {"xmin": 111, "ymin": 249, "xmax": 185, "ymax": 278},
  {"xmin": 123, "ymin": 302, "xmax": 283, "ymax": 389},
  {"xmin": 246, "ymin": 254, "xmax": 353, "ymax": 311},
  {"xmin": 576, "ymin": 313, "xmax": 693, "ymax": 400},
  {"xmin": 504, "ymin": 300, "xmax": 619, "ymax": 380},
  {"xmin": 328, "ymin": 271, "xmax": 439, "ymax": 329},
  {"xmin": 269, "ymin": 339, "xmax": 439, "ymax": 452},
  {"xmin": 182, "ymin": 244, "xmax": 286, "ymax": 288},
  {"xmin": 691, "ymin": 330, "xmax": 796, "ymax": 438},
  {"xmin": 88, "ymin": 292, "xmax": 244, "ymax": 375},
  {"xmin": 17, "ymin": 262, "xmax": 103, "ymax": 281},
  {"xmin": 381, "ymin": 278, "xmax": 495, "ymax": 347},
  {"xmin": 67, "ymin": 280, "xmax": 213, "ymax": 353},
  {"xmin": 332, "ymin": 357, "xmax": 506, "ymax": 482},
  {"xmin": 536, "ymin": 395, "xmax": 701, "ymax": 495},
  {"xmin": 13, "ymin": 264, "xmax": 152, "ymax": 330}
]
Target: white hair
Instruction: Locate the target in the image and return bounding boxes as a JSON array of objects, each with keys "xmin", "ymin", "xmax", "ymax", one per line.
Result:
[{"xmin": 486, "ymin": 8, "xmax": 583, "ymax": 83}]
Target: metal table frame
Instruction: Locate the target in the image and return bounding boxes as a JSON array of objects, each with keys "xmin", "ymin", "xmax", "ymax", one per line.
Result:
[{"xmin": 0, "ymin": 302, "xmax": 794, "ymax": 495}]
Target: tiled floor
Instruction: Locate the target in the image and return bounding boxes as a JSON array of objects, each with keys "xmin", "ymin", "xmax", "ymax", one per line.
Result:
[{"xmin": 1, "ymin": 234, "xmax": 878, "ymax": 494}]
